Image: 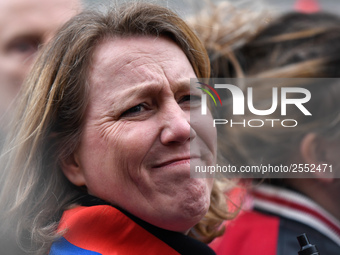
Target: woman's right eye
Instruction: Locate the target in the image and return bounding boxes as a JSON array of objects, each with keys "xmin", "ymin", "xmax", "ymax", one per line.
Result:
[{"xmin": 120, "ymin": 104, "xmax": 146, "ymax": 118}]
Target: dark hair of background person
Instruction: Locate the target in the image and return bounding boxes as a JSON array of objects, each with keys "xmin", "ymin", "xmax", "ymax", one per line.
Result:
[
  {"xmin": 209, "ymin": 12, "xmax": 340, "ymax": 176},
  {"xmin": 203, "ymin": 11, "xmax": 340, "ymax": 255}
]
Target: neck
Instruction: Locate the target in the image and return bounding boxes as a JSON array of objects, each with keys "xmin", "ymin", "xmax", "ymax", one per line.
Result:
[{"xmin": 287, "ymin": 178, "xmax": 340, "ymax": 221}]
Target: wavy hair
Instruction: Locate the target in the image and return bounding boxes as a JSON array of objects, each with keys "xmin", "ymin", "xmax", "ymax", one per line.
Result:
[
  {"xmin": 214, "ymin": 12, "xmax": 340, "ymax": 169},
  {"xmin": 0, "ymin": 2, "xmax": 232, "ymax": 254}
]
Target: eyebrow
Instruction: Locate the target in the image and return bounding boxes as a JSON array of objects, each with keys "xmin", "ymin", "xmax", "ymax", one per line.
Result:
[
  {"xmin": 105, "ymin": 79, "xmax": 192, "ymax": 115},
  {"xmin": 118, "ymin": 78, "xmax": 192, "ymax": 97}
]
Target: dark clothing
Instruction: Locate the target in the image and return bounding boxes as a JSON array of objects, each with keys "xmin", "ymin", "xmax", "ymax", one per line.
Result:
[
  {"xmin": 211, "ymin": 185, "xmax": 340, "ymax": 255},
  {"xmin": 50, "ymin": 196, "xmax": 216, "ymax": 255}
]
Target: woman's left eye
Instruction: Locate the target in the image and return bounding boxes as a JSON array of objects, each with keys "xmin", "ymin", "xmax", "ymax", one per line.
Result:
[
  {"xmin": 178, "ymin": 95, "xmax": 201, "ymax": 104},
  {"xmin": 179, "ymin": 95, "xmax": 191, "ymax": 103}
]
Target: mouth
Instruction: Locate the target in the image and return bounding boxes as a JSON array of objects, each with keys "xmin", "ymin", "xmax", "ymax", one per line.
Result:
[{"xmin": 152, "ymin": 156, "xmax": 200, "ymax": 169}]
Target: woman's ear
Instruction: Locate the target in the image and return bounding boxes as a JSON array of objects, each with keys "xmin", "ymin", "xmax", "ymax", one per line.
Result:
[
  {"xmin": 300, "ymin": 133, "xmax": 334, "ymax": 181},
  {"xmin": 300, "ymin": 133, "xmax": 320, "ymax": 164},
  {"xmin": 60, "ymin": 152, "xmax": 86, "ymax": 187}
]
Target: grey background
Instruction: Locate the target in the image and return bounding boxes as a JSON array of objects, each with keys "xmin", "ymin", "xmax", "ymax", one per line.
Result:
[{"xmin": 82, "ymin": 0, "xmax": 340, "ymax": 15}]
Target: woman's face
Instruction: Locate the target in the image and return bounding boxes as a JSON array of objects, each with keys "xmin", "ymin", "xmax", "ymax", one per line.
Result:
[{"xmin": 63, "ymin": 36, "xmax": 216, "ymax": 232}]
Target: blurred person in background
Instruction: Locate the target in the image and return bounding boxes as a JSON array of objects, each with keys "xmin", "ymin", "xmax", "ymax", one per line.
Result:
[
  {"xmin": 0, "ymin": 0, "xmax": 81, "ymax": 253},
  {"xmin": 0, "ymin": 0, "xmax": 81, "ymax": 145},
  {"xmin": 199, "ymin": 10, "xmax": 340, "ymax": 255}
]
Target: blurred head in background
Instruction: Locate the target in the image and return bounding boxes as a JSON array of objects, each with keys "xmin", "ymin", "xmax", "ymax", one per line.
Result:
[
  {"xmin": 214, "ymin": 11, "xmax": 340, "ymax": 220},
  {"xmin": 0, "ymin": 0, "xmax": 81, "ymax": 133}
]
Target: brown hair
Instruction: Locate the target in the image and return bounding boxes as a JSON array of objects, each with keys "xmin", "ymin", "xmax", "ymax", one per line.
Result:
[
  {"xmin": 216, "ymin": 12, "xmax": 340, "ymax": 169},
  {"xmin": 188, "ymin": 1, "xmax": 270, "ymax": 78},
  {"xmin": 0, "ymin": 2, "xmax": 231, "ymax": 254},
  {"xmin": 238, "ymin": 12, "xmax": 340, "ymax": 78}
]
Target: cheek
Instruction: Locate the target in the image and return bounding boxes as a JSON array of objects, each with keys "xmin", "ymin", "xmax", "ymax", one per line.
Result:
[
  {"xmin": 79, "ymin": 121, "xmax": 159, "ymax": 200},
  {"xmin": 193, "ymin": 111, "xmax": 217, "ymax": 156}
]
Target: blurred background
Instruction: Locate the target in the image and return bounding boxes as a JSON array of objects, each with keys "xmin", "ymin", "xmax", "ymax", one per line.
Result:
[{"xmin": 83, "ymin": 0, "xmax": 339, "ymax": 15}]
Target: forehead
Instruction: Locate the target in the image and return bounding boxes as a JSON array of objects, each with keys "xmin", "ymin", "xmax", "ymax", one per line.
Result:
[
  {"xmin": 91, "ymin": 36, "xmax": 186, "ymax": 66},
  {"xmin": 88, "ymin": 36, "xmax": 194, "ymax": 93},
  {"xmin": 0, "ymin": 0, "xmax": 80, "ymax": 40}
]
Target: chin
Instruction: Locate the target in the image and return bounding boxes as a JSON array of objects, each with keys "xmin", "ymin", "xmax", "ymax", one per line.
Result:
[
  {"xmin": 180, "ymin": 194, "xmax": 210, "ymax": 224},
  {"xmin": 182, "ymin": 180, "xmax": 211, "ymax": 217},
  {"xmin": 153, "ymin": 198, "xmax": 210, "ymax": 233}
]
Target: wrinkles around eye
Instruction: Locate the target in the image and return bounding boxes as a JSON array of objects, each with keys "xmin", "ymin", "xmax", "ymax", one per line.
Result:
[{"xmin": 120, "ymin": 103, "xmax": 148, "ymax": 118}]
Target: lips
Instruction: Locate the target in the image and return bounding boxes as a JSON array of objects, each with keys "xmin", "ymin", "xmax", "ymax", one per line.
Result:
[{"xmin": 152, "ymin": 155, "xmax": 200, "ymax": 168}]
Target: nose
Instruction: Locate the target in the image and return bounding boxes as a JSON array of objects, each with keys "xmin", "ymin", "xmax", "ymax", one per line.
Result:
[{"xmin": 160, "ymin": 102, "xmax": 196, "ymax": 145}]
